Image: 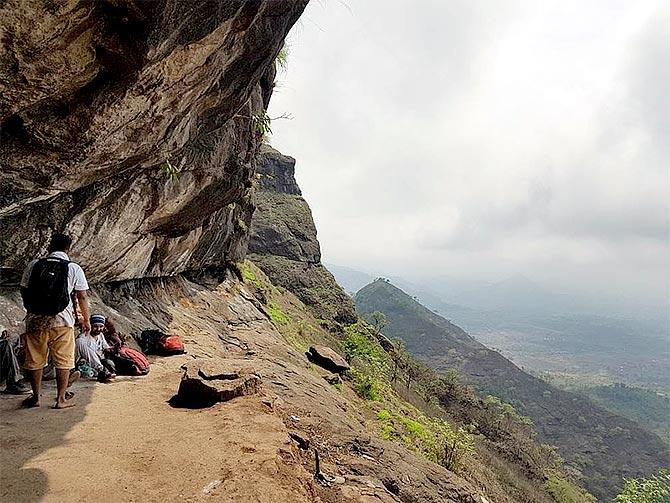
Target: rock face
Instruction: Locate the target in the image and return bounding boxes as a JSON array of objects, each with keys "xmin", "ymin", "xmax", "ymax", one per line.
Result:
[
  {"xmin": 0, "ymin": 0, "xmax": 308, "ymax": 284},
  {"xmin": 306, "ymin": 345, "xmax": 350, "ymax": 373},
  {"xmin": 176, "ymin": 360, "xmax": 261, "ymax": 408},
  {"xmin": 248, "ymin": 145, "xmax": 356, "ymax": 325}
]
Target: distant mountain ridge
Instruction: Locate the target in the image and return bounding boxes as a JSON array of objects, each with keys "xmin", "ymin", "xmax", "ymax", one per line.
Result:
[
  {"xmin": 355, "ymin": 279, "xmax": 670, "ymax": 501},
  {"xmin": 329, "ymin": 264, "xmax": 669, "ymax": 388},
  {"xmin": 323, "ymin": 263, "xmax": 374, "ymax": 295}
]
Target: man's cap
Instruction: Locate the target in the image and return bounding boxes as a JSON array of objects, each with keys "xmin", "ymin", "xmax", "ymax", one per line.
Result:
[{"xmin": 90, "ymin": 314, "xmax": 106, "ymax": 325}]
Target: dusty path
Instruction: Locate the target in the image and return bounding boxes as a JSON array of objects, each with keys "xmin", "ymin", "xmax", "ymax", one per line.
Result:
[
  {"xmin": 0, "ymin": 276, "xmax": 479, "ymax": 503},
  {"xmin": 0, "ymin": 354, "xmax": 316, "ymax": 503}
]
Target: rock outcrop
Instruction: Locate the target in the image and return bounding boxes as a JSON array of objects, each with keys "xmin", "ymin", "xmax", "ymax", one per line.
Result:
[
  {"xmin": 0, "ymin": 0, "xmax": 308, "ymax": 284},
  {"xmin": 248, "ymin": 145, "xmax": 356, "ymax": 325},
  {"xmin": 176, "ymin": 360, "xmax": 261, "ymax": 408},
  {"xmin": 306, "ymin": 345, "xmax": 350, "ymax": 373}
]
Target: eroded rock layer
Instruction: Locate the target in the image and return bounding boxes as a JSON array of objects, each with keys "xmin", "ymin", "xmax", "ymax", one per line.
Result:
[
  {"xmin": 0, "ymin": 0, "xmax": 308, "ymax": 284},
  {"xmin": 248, "ymin": 145, "xmax": 357, "ymax": 325}
]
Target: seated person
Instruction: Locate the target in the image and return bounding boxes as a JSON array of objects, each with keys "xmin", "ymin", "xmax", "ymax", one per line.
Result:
[
  {"xmin": 75, "ymin": 315, "xmax": 116, "ymax": 382},
  {"xmin": 0, "ymin": 327, "xmax": 29, "ymax": 394},
  {"xmin": 103, "ymin": 318, "xmax": 123, "ymax": 349}
]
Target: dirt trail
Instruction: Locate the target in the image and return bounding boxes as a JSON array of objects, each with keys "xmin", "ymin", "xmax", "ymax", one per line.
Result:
[
  {"xmin": 0, "ymin": 276, "xmax": 480, "ymax": 503},
  {"xmin": 0, "ymin": 276, "xmax": 385, "ymax": 503},
  {"xmin": 0, "ymin": 353, "xmax": 316, "ymax": 503}
]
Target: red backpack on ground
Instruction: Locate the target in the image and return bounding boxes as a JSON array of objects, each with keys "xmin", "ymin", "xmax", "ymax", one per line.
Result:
[
  {"xmin": 114, "ymin": 345, "xmax": 150, "ymax": 376},
  {"xmin": 139, "ymin": 329, "xmax": 186, "ymax": 356},
  {"xmin": 158, "ymin": 335, "xmax": 185, "ymax": 355}
]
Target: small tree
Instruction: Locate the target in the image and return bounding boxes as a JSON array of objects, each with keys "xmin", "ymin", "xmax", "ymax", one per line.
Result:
[
  {"xmin": 404, "ymin": 357, "xmax": 420, "ymax": 389},
  {"xmin": 369, "ymin": 311, "xmax": 387, "ymax": 332},
  {"xmin": 441, "ymin": 368, "xmax": 461, "ymax": 390},
  {"xmin": 442, "ymin": 425, "xmax": 475, "ymax": 471}
]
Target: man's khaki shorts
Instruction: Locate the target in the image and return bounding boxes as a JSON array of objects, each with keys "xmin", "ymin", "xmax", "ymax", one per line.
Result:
[{"xmin": 23, "ymin": 326, "xmax": 75, "ymax": 371}]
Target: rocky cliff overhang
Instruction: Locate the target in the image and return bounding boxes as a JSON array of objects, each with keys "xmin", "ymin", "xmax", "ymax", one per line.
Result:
[{"xmin": 0, "ymin": 0, "xmax": 308, "ymax": 285}]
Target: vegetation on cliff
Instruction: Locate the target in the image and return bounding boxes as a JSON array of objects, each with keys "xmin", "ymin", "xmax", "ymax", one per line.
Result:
[
  {"xmin": 355, "ymin": 278, "xmax": 670, "ymax": 501},
  {"xmin": 237, "ymin": 260, "xmax": 593, "ymax": 502}
]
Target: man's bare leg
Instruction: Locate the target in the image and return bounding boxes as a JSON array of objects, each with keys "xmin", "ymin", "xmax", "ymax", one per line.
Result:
[
  {"xmin": 53, "ymin": 368, "xmax": 74, "ymax": 409},
  {"xmin": 22, "ymin": 368, "xmax": 42, "ymax": 407}
]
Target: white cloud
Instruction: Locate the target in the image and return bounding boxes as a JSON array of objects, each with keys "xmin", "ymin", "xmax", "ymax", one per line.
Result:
[{"xmin": 269, "ymin": 0, "xmax": 669, "ymax": 305}]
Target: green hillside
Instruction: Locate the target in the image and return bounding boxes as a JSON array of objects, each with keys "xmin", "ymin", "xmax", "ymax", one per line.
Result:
[
  {"xmin": 543, "ymin": 377, "xmax": 670, "ymax": 445},
  {"xmin": 355, "ymin": 278, "xmax": 670, "ymax": 501}
]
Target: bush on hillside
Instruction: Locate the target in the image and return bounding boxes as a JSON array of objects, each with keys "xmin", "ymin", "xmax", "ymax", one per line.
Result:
[
  {"xmin": 616, "ymin": 469, "xmax": 670, "ymax": 503},
  {"xmin": 545, "ymin": 470, "xmax": 596, "ymax": 503},
  {"xmin": 351, "ymin": 368, "xmax": 383, "ymax": 401},
  {"xmin": 376, "ymin": 408, "xmax": 476, "ymax": 472}
]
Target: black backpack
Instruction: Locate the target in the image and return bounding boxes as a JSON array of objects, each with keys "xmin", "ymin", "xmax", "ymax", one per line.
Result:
[
  {"xmin": 139, "ymin": 329, "xmax": 169, "ymax": 354},
  {"xmin": 21, "ymin": 257, "xmax": 71, "ymax": 316}
]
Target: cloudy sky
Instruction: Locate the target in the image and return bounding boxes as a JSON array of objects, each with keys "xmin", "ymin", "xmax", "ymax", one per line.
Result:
[{"xmin": 268, "ymin": 0, "xmax": 669, "ymax": 307}]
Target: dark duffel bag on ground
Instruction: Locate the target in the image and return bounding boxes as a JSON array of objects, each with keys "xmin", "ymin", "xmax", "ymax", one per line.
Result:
[{"xmin": 113, "ymin": 345, "xmax": 150, "ymax": 376}]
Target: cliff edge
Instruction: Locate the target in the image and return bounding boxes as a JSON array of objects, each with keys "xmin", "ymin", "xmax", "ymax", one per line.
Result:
[{"xmin": 248, "ymin": 145, "xmax": 357, "ymax": 326}]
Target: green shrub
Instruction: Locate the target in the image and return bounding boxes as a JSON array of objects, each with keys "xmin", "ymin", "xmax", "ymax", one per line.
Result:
[
  {"xmin": 377, "ymin": 409, "xmax": 396, "ymax": 439},
  {"xmin": 160, "ymin": 159, "xmax": 182, "ymax": 181},
  {"xmin": 238, "ymin": 261, "xmax": 259, "ymax": 286},
  {"xmin": 251, "ymin": 109, "xmax": 273, "ymax": 135},
  {"xmin": 276, "ymin": 45, "xmax": 289, "ymax": 71},
  {"xmin": 375, "ymin": 409, "xmax": 475, "ymax": 471},
  {"xmin": 343, "ymin": 323, "xmax": 387, "ymax": 369},
  {"xmin": 616, "ymin": 469, "xmax": 670, "ymax": 503},
  {"xmin": 268, "ymin": 302, "xmax": 290, "ymax": 325},
  {"xmin": 377, "ymin": 409, "xmax": 392, "ymax": 421},
  {"xmin": 401, "ymin": 416, "xmax": 426, "ymax": 437},
  {"xmin": 545, "ymin": 470, "xmax": 596, "ymax": 503},
  {"xmin": 350, "ymin": 368, "xmax": 382, "ymax": 400}
]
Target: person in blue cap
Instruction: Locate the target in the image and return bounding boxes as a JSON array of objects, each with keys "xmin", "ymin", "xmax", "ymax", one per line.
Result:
[{"xmin": 75, "ymin": 314, "xmax": 116, "ymax": 382}]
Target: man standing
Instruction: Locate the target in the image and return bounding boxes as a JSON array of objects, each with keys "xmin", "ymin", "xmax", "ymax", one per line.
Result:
[{"xmin": 20, "ymin": 233, "xmax": 90, "ymax": 409}]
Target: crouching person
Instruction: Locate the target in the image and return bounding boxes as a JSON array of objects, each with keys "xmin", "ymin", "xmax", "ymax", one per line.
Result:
[{"xmin": 76, "ymin": 315, "xmax": 117, "ymax": 383}]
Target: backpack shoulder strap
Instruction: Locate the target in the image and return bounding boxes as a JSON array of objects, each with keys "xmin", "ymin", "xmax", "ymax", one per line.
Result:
[{"xmin": 46, "ymin": 257, "xmax": 70, "ymax": 264}]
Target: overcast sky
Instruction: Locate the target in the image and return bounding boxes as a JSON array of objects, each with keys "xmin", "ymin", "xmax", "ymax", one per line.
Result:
[{"xmin": 268, "ymin": 0, "xmax": 669, "ymax": 306}]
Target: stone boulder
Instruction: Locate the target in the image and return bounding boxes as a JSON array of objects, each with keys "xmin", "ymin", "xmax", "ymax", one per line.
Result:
[
  {"xmin": 175, "ymin": 360, "xmax": 261, "ymax": 408},
  {"xmin": 306, "ymin": 345, "xmax": 350, "ymax": 374},
  {"xmin": 375, "ymin": 333, "xmax": 395, "ymax": 352}
]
